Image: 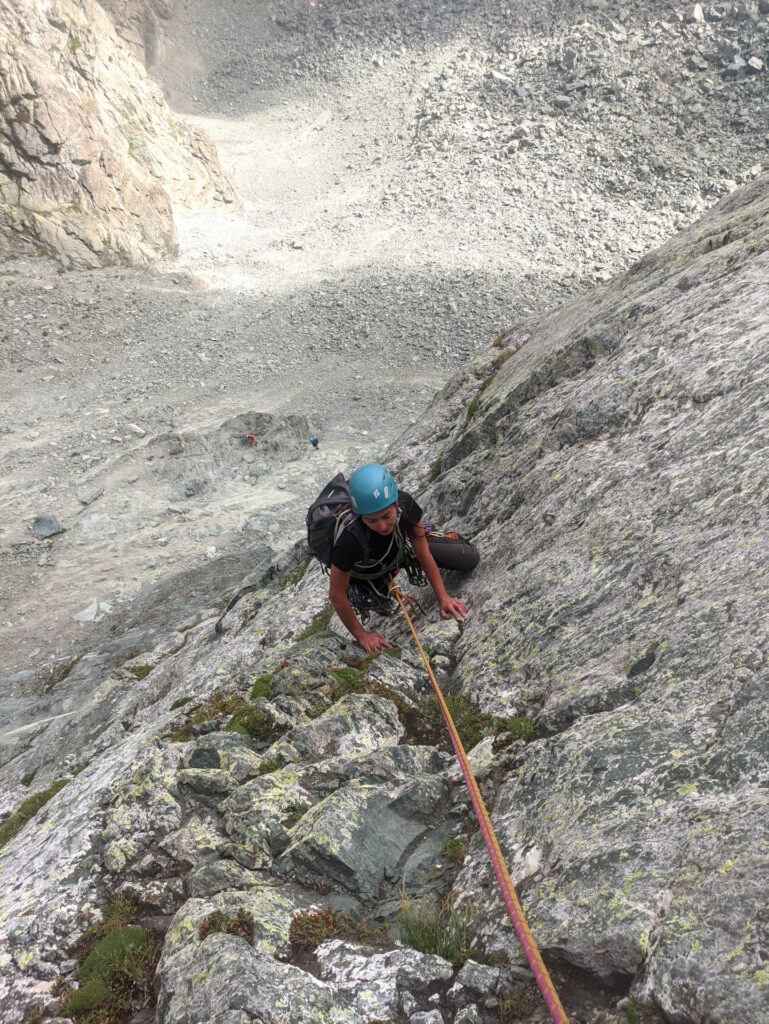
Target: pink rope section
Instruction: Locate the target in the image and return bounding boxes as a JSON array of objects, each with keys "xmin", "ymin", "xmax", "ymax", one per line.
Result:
[{"xmin": 390, "ymin": 583, "xmax": 569, "ymax": 1024}]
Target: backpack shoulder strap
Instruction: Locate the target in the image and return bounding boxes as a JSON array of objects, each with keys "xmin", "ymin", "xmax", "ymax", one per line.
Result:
[{"xmin": 332, "ymin": 510, "xmax": 370, "ymax": 565}]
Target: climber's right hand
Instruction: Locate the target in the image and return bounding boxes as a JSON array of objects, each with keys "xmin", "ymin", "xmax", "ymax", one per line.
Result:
[{"xmin": 357, "ymin": 630, "xmax": 391, "ymax": 653}]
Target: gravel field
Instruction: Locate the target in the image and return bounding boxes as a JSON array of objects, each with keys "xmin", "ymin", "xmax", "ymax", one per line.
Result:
[{"xmin": 1, "ymin": 0, "xmax": 767, "ymax": 678}]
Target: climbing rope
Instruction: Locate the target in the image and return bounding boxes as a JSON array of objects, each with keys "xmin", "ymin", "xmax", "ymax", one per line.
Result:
[{"xmin": 388, "ymin": 580, "xmax": 570, "ymax": 1024}]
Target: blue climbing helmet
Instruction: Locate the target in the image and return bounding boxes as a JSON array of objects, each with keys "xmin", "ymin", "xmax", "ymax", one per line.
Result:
[{"xmin": 348, "ymin": 463, "xmax": 398, "ymax": 515}]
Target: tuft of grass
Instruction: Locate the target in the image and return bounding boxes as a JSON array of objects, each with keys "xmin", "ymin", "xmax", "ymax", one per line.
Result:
[
  {"xmin": 498, "ymin": 988, "xmax": 539, "ymax": 1023},
  {"xmin": 258, "ymin": 757, "xmax": 282, "ymax": 776},
  {"xmin": 170, "ymin": 696, "xmax": 193, "ymax": 710},
  {"xmin": 0, "ymin": 778, "xmax": 69, "ymax": 850},
  {"xmin": 168, "ymin": 691, "xmax": 246, "ymax": 742},
  {"xmin": 60, "ymin": 924, "xmax": 155, "ymax": 1022},
  {"xmin": 250, "ymin": 673, "xmax": 272, "ymax": 700},
  {"xmin": 626, "ymin": 1004, "xmax": 641, "ymax": 1024},
  {"xmin": 298, "ymin": 606, "xmax": 334, "ymax": 640},
  {"xmin": 69, "ymin": 894, "xmax": 147, "ymax": 962},
  {"xmin": 381, "ymin": 645, "xmax": 402, "ymax": 660},
  {"xmin": 198, "ymin": 908, "xmax": 254, "ymax": 944},
  {"xmin": 328, "ymin": 667, "xmax": 362, "ymax": 687},
  {"xmin": 21, "ymin": 770, "xmax": 37, "ymax": 787},
  {"xmin": 129, "ymin": 665, "xmax": 152, "ymax": 680},
  {"xmin": 427, "ymin": 456, "xmax": 443, "ymax": 483},
  {"xmin": 289, "ymin": 908, "xmax": 388, "ymax": 953},
  {"xmin": 398, "ymin": 893, "xmax": 475, "ymax": 966},
  {"xmin": 289, "ymin": 909, "xmax": 339, "ymax": 949},
  {"xmin": 441, "ymin": 836, "xmax": 469, "ymax": 864},
  {"xmin": 487, "ymin": 949, "xmax": 510, "ymax": 967}
]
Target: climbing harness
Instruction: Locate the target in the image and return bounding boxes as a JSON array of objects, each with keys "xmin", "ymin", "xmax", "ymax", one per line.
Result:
[
  {"xmin": 388, "ymin": 579, "xmax": 570, "ymax": 1024},
  {"xmin": 347, "ymin": 575, "xmax": 426, "ymax": 622}
]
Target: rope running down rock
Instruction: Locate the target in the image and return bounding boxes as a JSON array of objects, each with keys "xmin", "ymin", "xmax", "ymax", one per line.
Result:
[{"xmin": 388, "ymin": 579, "xmax": 569, "ymax": 1024}]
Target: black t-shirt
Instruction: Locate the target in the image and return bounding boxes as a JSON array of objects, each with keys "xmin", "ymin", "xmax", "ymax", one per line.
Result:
[{"xmin": 331, "ymin": 492, "xmax": 423, "ymax": 573}]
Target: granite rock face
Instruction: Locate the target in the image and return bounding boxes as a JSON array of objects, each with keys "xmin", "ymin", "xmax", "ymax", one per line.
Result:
[
  {"xmin": 1, "ymin": 177, "xmax": 768, "ymax": 1024},
  {"xmin": 392, "ymin": 173, "xmax": 769, "ymax": 1022},
  {"xmin": 0, "ymin": 0, "xmax": 235, "ymax": 268}
]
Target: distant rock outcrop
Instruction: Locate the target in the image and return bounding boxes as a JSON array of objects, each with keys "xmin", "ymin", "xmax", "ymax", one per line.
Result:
[
  {"xmin": 0, "ymin": 0, "xmax": 235, "ymax": 268},
  {"xmin": 97, "ymin": 0, "xmax": 175, "ymax": 66}
]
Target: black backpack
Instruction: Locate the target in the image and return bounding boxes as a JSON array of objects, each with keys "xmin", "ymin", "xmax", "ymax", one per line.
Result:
[{"xmin": 306, "ymin": 473, "xmax": 367, "ymax": 569}]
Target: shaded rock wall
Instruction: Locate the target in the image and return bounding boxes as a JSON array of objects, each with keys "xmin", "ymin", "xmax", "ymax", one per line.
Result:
[
  {"xmin": 0, "ymin": 177, "xmax": 767, "ymax": 1024},
  {"xmin": 0, "ymin": 0, "xmax": 235, "ymax": 268}
]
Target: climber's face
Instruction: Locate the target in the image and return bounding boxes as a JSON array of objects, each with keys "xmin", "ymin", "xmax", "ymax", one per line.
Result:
[{"xmin": 361, "ymin": 503, "xmax": 398, "ymax": 536}]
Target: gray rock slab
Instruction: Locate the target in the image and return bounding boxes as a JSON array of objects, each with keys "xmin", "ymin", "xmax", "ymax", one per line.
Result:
[
  {"xmin": 389, "ymin": 174, "xmax": 769, "ymax": 1022},
  {"xmin": 185, "ymin": 860, "xmax": 263, "ymax": 898},
  {"xmin": 268, "ymin": 692, "xmax": 404, "ymax": 764},
  {"xmin": 316, "ymin": 939, "xmax": 453, "ymax": 1021},
  {"xmin": 159, "ymin": 816, "xmax": 227, "ymax": 870},
  {"xmin": 157, "ymin": 932, "xmax": 357, "ymax": 1024},
  {"xmin": 221, "ymin": 766, "xmax": 313, "ymax": 869},
  {"xmin": 275, "ymin": 775, "xmax": 450, "ymax": 896},
  {"xmin": 362, "ymin": 652, "xmax": 431, "ymax": 707},
  {"xmin": 32, "ymin": 515, "xmax": 63, "ymax": 539},
  {"xmin": 187, "ymin": 732, "xmax": 266, "ymax": 782}
]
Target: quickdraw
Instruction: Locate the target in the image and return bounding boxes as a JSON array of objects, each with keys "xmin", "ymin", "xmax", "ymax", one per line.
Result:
[{"xmin": 388, "ymin": 579, "xmax": 570, "ymax": 1024}]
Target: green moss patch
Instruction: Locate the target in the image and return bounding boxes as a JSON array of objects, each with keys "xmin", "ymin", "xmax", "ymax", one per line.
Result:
[
  {"xmin": 69, "ymin": 894, "xmax": 148, "ymax": 963},
  {"xmin": 462, "ymin": 373, "xmax": 495, "ymax": 430},
  {"xmin": 258, "ymin": 756, "xmax": 283, "ymax": 776},
  {"xmin": 427, "ymin": 455, "xmax": 443, "ymax": 483},
  {"xmin": 61, "ymin": 894, "xmax": 160, "ymax": 1023},
  {"xmin": 170, "ymin": 696, "xmax": 194, "ymax": 711},
  {"xmin": 285, "ymin": 558, "xmax": 311, "ymax": 588},
  {"xmin": 43, "ymin": 657, "xmax": 80, "ymax": 693},
  {"xmin": 297, "ymin": 605, "xmax": 335, "ymax": 640},
  {"xmin": 250, "ymin": 673, "xmax": 273, "ymax": 700},
  {"xmin": 441, "ymin": 836, "xmax": 470, "ymax": 863},
  {"xmin": 0, "ymin": 778, "xmax": 69, "ymax": 850},
  {"xmin": 421, "ymin": 694, "xmax": 536, "ymax": 751},
  {"xmin": 226, "ymin": 704, "xmax": 284, "ymax": 743},
  {"xmin": 129, "ymin": 665, "xmax": 152, "ymax": 680}
]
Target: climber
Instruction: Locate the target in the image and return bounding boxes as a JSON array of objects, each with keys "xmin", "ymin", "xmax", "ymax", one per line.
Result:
[
  {"xmin": 310, "ymin": 435, "xmax": 319, "ymax": 449},
  {"xmin": 327, "ymin": 463, "xmax": 478, "ymax": 653}
]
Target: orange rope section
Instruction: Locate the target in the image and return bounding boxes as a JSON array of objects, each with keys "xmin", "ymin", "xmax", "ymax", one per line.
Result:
[{"xmin": 389, "ymin": 582, "xmax": 569, "ymax": 1024}]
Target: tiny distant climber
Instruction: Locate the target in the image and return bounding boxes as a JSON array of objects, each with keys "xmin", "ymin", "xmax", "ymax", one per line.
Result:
[
  {"xmin": 307, "ymin": 463, "xmax": 479, "ymax": 653},
  {"xmin": 310, "ymin": 435, "xmax": 319, "ymax": 449}
]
